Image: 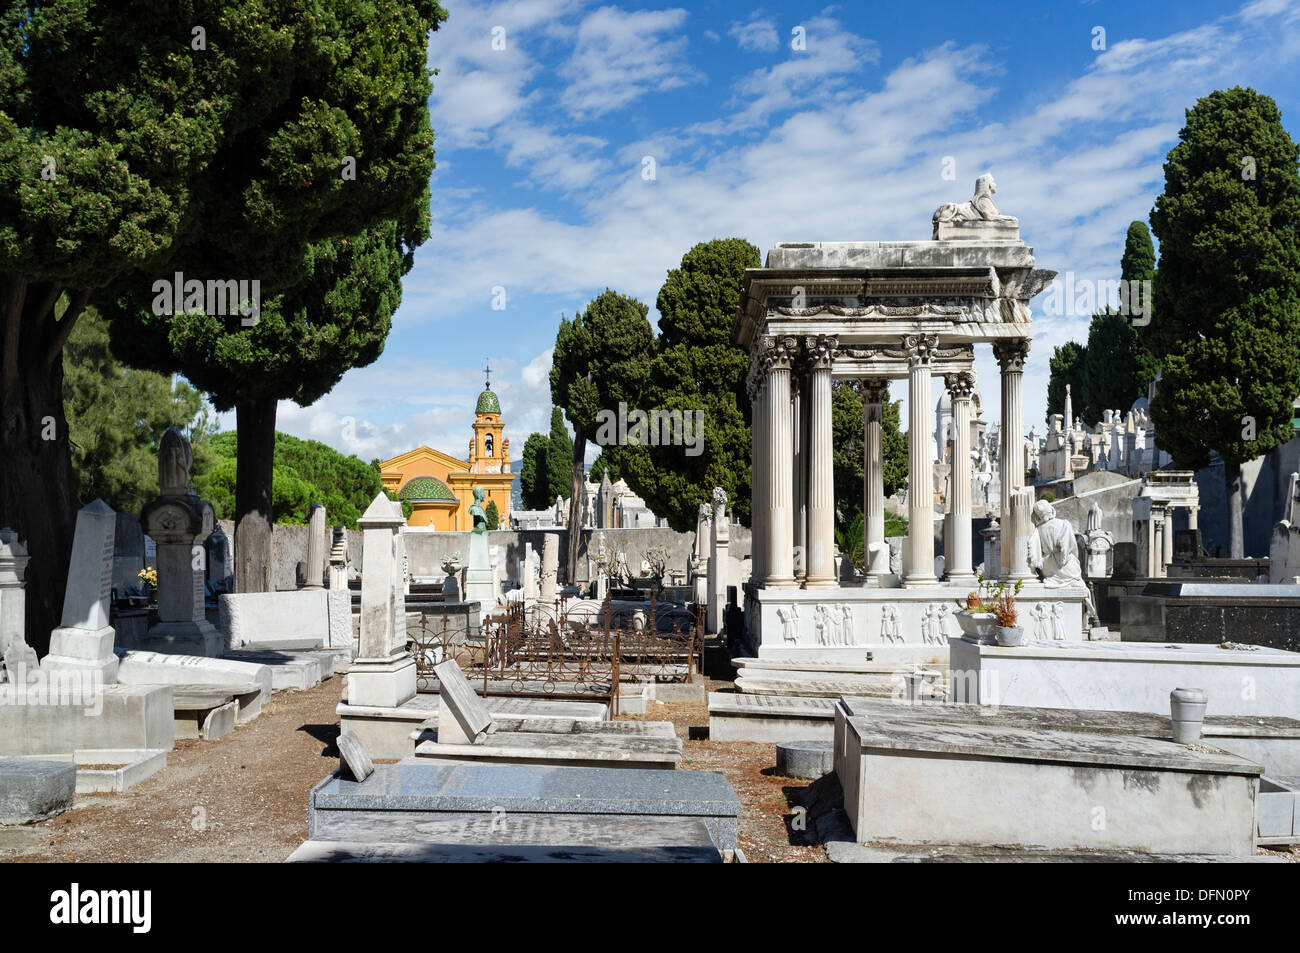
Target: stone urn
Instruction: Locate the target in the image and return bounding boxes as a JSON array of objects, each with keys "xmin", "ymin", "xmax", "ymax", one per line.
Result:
[
  {"xmin": 994, "ymin": 624, "xmax": 1026, "ymax": 647},
  {"xmin": 954, "ymin": 609, "xmax": 997, "ymax": 644},
  {"xmin": 1170, "ymin": 687, "xmax": 1208, "ymax": 744}
]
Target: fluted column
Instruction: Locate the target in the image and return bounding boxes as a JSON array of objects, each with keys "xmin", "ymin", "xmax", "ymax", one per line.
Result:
[
  {"xmin": 945, "ymin": 370, "xmax": 976, "ymax": 584},
  {"xmin": 905, "ymin": 335, "xmax": 937, "ymax": 586},
  {"xmin": 994, "ymin": 340, "xmax": 1029, "ymax": 579},
  {"xmin": 862, "ymin": 378, "xmax": 889, "ymax": 580},
  {"xmin": 762, "ymin": 336, "xmax": 797, "ymax": 586},
  {"xmin": 750, "ymin": 372, "xmax": 767, "ymax": 585},
  {"xmin": 792, "ymin": 378, "xmax": 806, "ymax": 581},
  {"xmin": 1162, "ymin": 510, "xmax": 1174, "ymax": 577},
  {"xmin": 805, "ymin": 335, "xmax": 837, "ymax": 588}
]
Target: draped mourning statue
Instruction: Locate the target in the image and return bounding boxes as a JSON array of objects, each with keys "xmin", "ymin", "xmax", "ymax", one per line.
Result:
[
  {"xmin": 158, "ymin": 426, "xmax": 194, "ymax": 496},
  {"xmin": 1027, "ymin": 500, "xmax": 1083, "ymax": 587}
]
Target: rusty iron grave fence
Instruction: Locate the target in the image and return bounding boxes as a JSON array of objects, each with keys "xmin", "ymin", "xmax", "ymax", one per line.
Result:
[{"xmin": 406, "ymin": 593, "xmax": 701, "ymax": 716}]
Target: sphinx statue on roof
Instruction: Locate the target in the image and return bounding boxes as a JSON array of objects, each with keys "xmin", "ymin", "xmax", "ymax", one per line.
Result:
[{"xmin": 932, "ymin": 173, "xmax": 1020, "ymax": 240}]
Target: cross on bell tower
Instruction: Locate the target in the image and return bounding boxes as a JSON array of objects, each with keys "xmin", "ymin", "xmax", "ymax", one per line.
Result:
[{"xmin": 483, "ymin": 359, "xmax": 492, "ymax": 391}]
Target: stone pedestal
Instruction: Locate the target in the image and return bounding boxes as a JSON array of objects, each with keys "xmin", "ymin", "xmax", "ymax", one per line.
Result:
[
  {"xmin": 708, "ymin": 489, "xmax": 730, "ymax": 634},
  {"xmin": 41, "ymin": 500, "xmax": 121, "ymax": 681},
  {"xmin": 139, "ymin": 493, "xmax": 222, "ymax": 657},
  {"xmin": 349, "ymin": 493, "xmax": 416, "ymax": 710},
  {"xmin": 538, "ymin": 533, "xmax": 559, "ymax": 604},
  {"xmin": 464, "ymin": 528, "xmax": 495, "ymax": 608},
  {"xmin": 0, "ymin": 528, "xmax": 36, "ymax": 681}
]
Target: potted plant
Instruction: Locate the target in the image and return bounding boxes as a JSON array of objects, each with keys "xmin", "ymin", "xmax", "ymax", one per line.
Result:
[
  {"xmin": 953, "ymin": 573, "xmax": 1022, "ymax": 644},
  {"xmin": 993, "ymin": 592, "xmax": 1026, "ymax": 646}
]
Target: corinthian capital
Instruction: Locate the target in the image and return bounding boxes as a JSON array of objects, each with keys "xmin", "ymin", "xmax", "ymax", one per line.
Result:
[
  {"xmin": 944, "ymin": 370, "xmax": 976, "ymax": 401},
  {"xmin": 859, "ymin": 377, "xmax": 890, "ymax": 405},
  {"xmin": 903, "ymin": 333, "xmax": 939, "ymax": 367},
  {"xmin": 993, "ymin": 339, "xmax": 1031, "ymax": 373},
  {"xmin": 758, "ymin": 334, "xmax": 799, "ymax": 373},
  {"xmin": 804, "ymin": 334, "xmax": 838, "ymax": 370}
]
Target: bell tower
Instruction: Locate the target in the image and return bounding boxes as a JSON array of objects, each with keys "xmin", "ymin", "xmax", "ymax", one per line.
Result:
[{"xmin": 470, "ymin": 359, "xmax": 509, "ymax": 475}]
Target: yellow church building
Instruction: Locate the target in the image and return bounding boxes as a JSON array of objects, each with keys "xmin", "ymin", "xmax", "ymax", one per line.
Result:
[{"xmin": 378, "ymin": 379, "xmax": 513, "ymax": 530}]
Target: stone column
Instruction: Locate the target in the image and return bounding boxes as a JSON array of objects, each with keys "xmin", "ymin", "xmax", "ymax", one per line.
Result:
[
  {"xmin": 862, "ymin": 378, "xmax": 890, "ymax": 580},
  {"xmin": 1009, "ymin": 487, "xmax": 1035, "ymax": 580},
  {"xmin": 1187, "ymin": 505, "xmax": 1199, "ymax": 531},
  {"xmin": 348, "ymin": 491, "xmax": 416, "ymax": 709},
  {"xmin": 994, "ymin": 340, "xmax": 1030, "ymax": 579},
  {"xmin": 792, "ymin": 379, "xmax": 806, "ymax": 582},
  {"xmin": 1161, "ymin": 511, "xmax": 1174, "ymax": 577},
  {"xmin": 749, "ymin": 373, "xmax": 767, "ymax": 585},
  {"xmin": 805, "ymin": 335, "xmax": 837, "ymax": 588},
  {"xmin": 905, "ymin": 335, "xmax": 937, "ymax": 586},
  {"xmin": 763, "ymin": 336, "xmax": 797, "ymax": 586},
  {"xmin": 945, "ymin": 370, "xmax": 976, "ymax": 584},
  {"xmin": 708, "ymin": 488, "xmax": 730, "ymax": 634},
  {"xmin": 305, "ymin": 503, "xmax": 326, "ymax": 589}
]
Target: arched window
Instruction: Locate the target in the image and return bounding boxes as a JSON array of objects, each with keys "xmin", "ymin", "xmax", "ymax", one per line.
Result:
[{"xmin": 485, "ymin": 434, "xmax": 494, "ymax": 457}]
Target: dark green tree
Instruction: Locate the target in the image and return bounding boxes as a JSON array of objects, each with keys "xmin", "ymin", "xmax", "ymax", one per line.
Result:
[
  {"xmin": 1120, "ymin": 220, "xmax": 1162, "ymax": 392},
  {"xmin": 518, "ymin": 431, "xmax": 551, "ymax": 511},
  {"xmin": 0, "ymin": 1, "xmax": 444, "ymax": 634},
  {"xmin": 484, "ymin": 499, "xmax": 500, "ymax": 530},
  {"xmin": 545, "ymin": 406, "xmax": 573, "ymax": 506},
  {"xmin": 588, "ymin": 450, "xmax": 619, "ymax": 484},
  {"xmin": 617, "ymin": 239, "xmax": 760, "ymax": 532},
  {"xmin": 105, "ymin": 0, "xmax": 440, "ymax": 591},
  {"xmin": 551, "ymin": 290, "xmax": 654, "ymax": 580},
  {"xmin": 1149, "ymin": 87, "xmax": 1300, "ymax": 557},
  {"xmin": 63, "ymin": 308, "xmax": 217, "ymax": 514},
  {"xmin": 831, "ymin": 384, "xmax": 907, "ymax": 533},
  {"xmin": 1078, "ymin": 222, "xmax": 1161, "ymax": 424},
  {"xmin": 1045, "ymin": 341, "xmax": 1087, "ymax": 425},
  {"xmin": 195, "ymin": 431, "xmax": 385, "ymax": 529}
]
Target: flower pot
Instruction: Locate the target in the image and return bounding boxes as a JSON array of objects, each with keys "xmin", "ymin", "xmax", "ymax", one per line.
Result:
[
  {"xmin": 954, "ymin": 610, "xmax": 997, "ymax": 644},
  {"xmin": 994, "ymin": 624, "xmax": 1026, "ymax": 647},
  {"xmin": 1170, "ymin": 687, "xmax": 1208, "ymax": 744}
]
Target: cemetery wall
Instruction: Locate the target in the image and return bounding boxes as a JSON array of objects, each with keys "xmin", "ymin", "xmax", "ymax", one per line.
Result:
[{"xmin": 399, "ymin": 525, "xmax": 752, "ymax": 584}]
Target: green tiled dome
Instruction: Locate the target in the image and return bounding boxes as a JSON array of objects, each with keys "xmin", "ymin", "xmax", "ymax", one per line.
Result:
[
  {"xmin": 398, "ymin": 475, "xmax": 456, "ymax": 502},
  {"xmin": 475, "ymin": 389, "xmax": 501, "ymax": 415}
]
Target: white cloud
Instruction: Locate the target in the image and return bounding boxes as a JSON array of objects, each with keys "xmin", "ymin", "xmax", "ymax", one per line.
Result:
[
  {"xmin": 304, "ymin": 0, "xmax": 1300, "ymax": 465},
  {"xmin": 559, "ymin": 6, "xmax": 704, "ymax": 119},
  {"xmin": 729, "ymin": 14, "xmax": 779, "ymax": 52}
]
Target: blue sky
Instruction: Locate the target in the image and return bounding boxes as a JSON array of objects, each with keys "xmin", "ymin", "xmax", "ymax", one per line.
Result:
[{"xmin": 246, "ymin": 0, "xmax": 1300, "ymax": 463}]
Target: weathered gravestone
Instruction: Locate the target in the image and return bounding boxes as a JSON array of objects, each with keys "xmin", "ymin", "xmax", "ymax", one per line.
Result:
[
  {"xmin": 0, "ymin": 528, "xmax": 37, "ymax": 683},
  {"xmin": 433, "ymin": 658, "xmax": 496, "ymax": 745},
  {"xmin": 337, "ymin": 729, "xmax": 375, "ymax": 783},
  {"xmin": 1112, "ymin": 541, "xmax": 1139, "ymax": 580},
  {"xmin": 41, "ymin": 500, "xmax": 119, "ymax": 681}
]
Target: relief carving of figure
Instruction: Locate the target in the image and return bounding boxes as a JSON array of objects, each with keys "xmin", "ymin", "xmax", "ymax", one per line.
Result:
[
  {"xmin": 880, "ymin": 605, "xmax": 901, "ymax": 644},
  {"xmin": 777, "ymin": 604, "xmax": 799, "ymax": 643}
]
